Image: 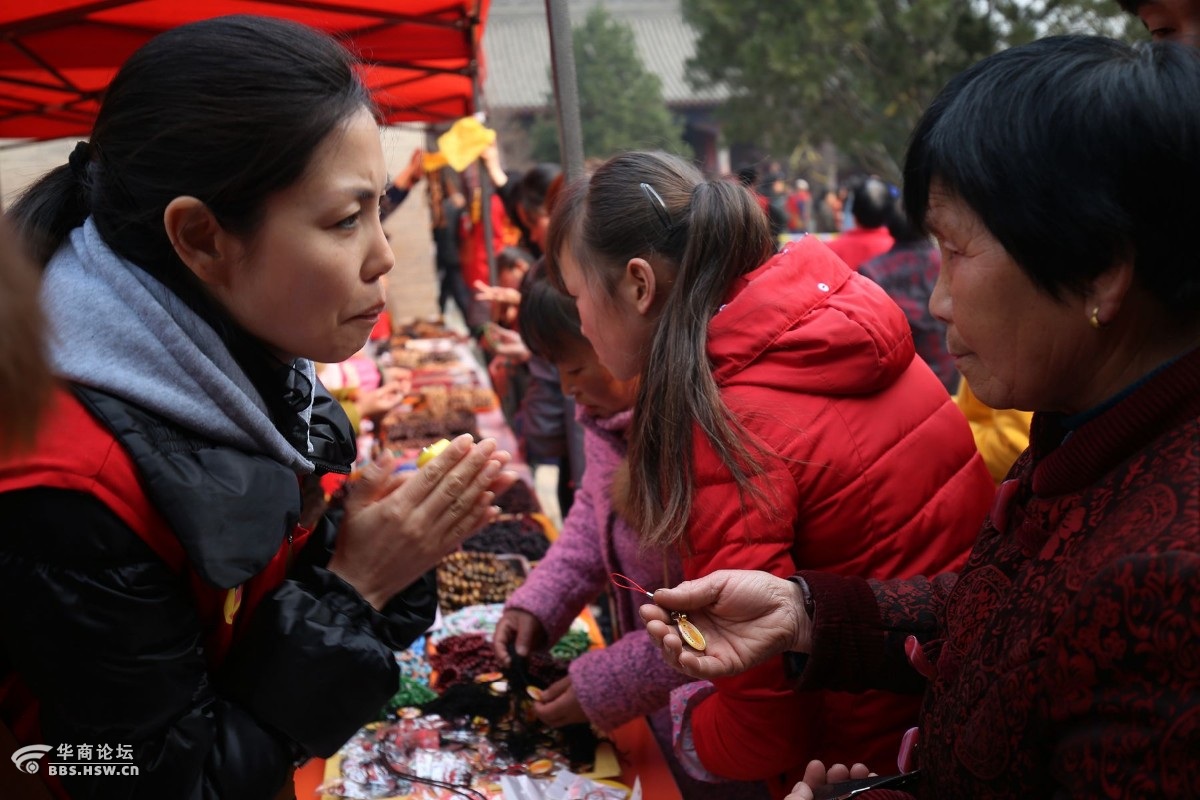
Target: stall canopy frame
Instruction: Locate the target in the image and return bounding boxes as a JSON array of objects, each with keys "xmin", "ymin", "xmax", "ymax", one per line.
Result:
[
  {"xmin": 0, "ymin": 0, "xmax": 587, "ymax": 282},
  {"xmin": 0, "ymin": 0, "xmax": 492, "ymax": 140}
]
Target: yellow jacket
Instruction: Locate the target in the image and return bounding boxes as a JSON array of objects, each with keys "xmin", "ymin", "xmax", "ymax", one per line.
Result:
[{"xmin": 955, "ymin": 378, "xmax": 1033, "ymax": 484}]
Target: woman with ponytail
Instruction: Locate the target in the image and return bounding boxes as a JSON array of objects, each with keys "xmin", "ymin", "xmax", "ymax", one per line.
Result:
[
  {"xmin": 545, "ymin": 151, "xmax": 994, "ymax": 796},
  {"xmin": 0, "ymin": 16, "xmax": 516, "ymax": 798}
]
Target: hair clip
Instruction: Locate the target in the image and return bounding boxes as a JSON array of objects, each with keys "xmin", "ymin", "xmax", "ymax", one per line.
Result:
[{"xmin": 639, "ymin": 182, "xmax": 672, "ymax": 230}]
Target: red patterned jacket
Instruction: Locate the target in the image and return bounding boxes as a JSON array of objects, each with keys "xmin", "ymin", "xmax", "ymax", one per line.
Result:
[{"xmin": 797, "ymin": 344, "xmax": 1200, "ymax": 798}]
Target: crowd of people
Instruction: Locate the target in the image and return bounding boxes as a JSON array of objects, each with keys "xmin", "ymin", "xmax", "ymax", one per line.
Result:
[{"xmin": 0, "ymin": 2, "xmax": 1196, "ymax": 799}]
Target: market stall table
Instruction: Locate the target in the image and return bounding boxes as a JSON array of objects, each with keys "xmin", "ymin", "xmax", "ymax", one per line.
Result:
[
  {"xmin": 293, "ymin": 693, "xmax": 682, "ymax": 799},
  {"xmin": 297, "ymin": 323, "xmax": 682, "ymax": 798}
]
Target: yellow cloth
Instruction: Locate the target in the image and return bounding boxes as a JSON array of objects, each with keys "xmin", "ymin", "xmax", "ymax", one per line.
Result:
[
  {"xmin": 954, "ymin": 377, "xmax": 1034, "ymax": 485},
  {"xmin": 435, "ymin": 117, "xmax": 496, "ymax": 172}
]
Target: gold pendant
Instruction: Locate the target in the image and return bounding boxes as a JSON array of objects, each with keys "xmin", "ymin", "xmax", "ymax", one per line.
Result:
[{"xmin": 672, "ymin": 612, "xmax": 706, "ymax": 651}]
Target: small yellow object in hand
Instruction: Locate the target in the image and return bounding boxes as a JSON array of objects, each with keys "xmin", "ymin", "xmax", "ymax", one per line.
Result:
[
  {"xmin": 416, "ymin": 438, "xmax": 452, "ymax": 468},
  {"xmin": 610, "ymin": 572, "xmax": 708, "ymax": 651},
  {"xmin": 672, "ymin": 612, "xmax": 707, "ymax": 651}
]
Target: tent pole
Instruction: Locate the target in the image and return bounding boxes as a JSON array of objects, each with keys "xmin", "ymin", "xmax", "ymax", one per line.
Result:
[
  {"xmin": 469, "ymin": 4, "xmax": 498, "ymax": 288},
  {"xmin": 544, "ymin": 0, "xmax": 584, "ymax": 183}
]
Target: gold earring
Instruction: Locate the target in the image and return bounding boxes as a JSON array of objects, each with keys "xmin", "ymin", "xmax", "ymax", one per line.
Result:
[{"xmin": 1089, "ymin": 307, "xmax": 1102, "ymax": 329}]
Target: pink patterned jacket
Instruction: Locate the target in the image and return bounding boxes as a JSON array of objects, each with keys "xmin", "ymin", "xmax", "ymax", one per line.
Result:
[{"xmin": 503, "ymin": 408, "xmax": 687, "ymax": 732}]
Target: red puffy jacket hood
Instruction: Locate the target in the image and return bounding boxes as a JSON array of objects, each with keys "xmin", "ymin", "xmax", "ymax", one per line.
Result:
[{"xmin": 708, "ymin": 234, "xmax": 914, "ymax": 399}]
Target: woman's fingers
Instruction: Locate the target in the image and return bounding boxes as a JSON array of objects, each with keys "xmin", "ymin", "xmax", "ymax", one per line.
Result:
[
  {"xmin": 443, "ymin": 491, "xmax": 497, "ymax": 549},
  {"xmin": 823, "ymin": 763, "xmax": 851, "ymax": 784},
  {"xmin": 340, "ymin": 452, "xmax": 402, "ymax": 515},
  {"xmin": 641, "ymin": 604, "xmax": 673, "ymax": 628},
  {"xmin": 494, "ymin": 610, "xmax": 544, "ymax": 664},
  {"xmin": 651, "ymin": 574, "xmax": 724, "ymax": 612},
  {"xmin": 656, "ymin": 626, "xmax": 686, "ymax": 664},
  {"xmin": 493, "ymin": 618, "xmax": 515, "ymax": 664},
  {"xmin": 403, "ymin": 435, "xmax": 496, "ymax": 519},
  {"xmin": 512, "ymin": 613, "xmax": 542, "ymax": 658},
  {"xmin": 328, "ymin": 438, "xmax": 518, "ymax": 609},
  {"xmin": 538, "ymin": 676, "xmax": 570, "ymax": 703},
  {"xmin": 802, "ymin": 760, "xmax": 831, "ymax": 787}
]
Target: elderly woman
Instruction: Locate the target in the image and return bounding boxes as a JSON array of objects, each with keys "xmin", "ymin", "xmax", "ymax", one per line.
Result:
[{"xmin": 642, "ymin": 34, "xmax": 1200, "ymax": 799}]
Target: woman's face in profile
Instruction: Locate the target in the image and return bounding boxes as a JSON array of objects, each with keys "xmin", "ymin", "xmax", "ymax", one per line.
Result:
[
  {"xmin": 210, "ymin": 108, "xmax": 395, "ymax": 364},
  {"xmin": 556, "ymin": 247, "xmax": 649, "ymax": 383},
  {"xmin": 925, "ymin": 183, "xmax": 1099, "ymax": 414}
]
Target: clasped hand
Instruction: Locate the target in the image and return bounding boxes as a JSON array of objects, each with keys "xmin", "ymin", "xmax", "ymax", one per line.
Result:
[{"xmin": 329, "ymin": 434, "xmax": 518, "ymax": 609}]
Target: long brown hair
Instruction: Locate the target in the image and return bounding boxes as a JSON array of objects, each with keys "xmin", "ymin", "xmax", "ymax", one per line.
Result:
[{"xmin": 546, "ymin": 151, "xmax": 776, "ymax": 549}]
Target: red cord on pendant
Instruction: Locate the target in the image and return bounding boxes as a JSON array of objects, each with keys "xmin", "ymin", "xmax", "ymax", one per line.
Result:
[{"xmin": 610, "ymin": 572, "xmax": 654, "ymax": 598}]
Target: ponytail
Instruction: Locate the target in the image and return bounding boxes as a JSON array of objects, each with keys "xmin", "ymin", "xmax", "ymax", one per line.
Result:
[
  {"xmin": 549, "ymin": 151, "xmax": 777, "ymax": 550},
  {"xmin": 631, "ymin": 177, "xmax": 776, "ymax": 548},
  {"xmin": 10, "ymin": 141, "xmax": 93, "ymax": 265}
]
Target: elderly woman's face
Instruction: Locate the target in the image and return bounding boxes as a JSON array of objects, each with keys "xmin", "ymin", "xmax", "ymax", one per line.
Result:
[
  {"xmin": 925, "ymin": 184, "xmax": 1095, "ymax": 413},
  {"xmin": 1135, "ymin": 0, "xmax": 1200, "ymax": 45}
]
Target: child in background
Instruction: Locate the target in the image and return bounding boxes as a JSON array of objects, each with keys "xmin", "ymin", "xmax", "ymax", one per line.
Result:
[
  {"xmin": 511, "ymin": 168, "xmax": 584, "ymax": 517},
  {"xmin": 493, "ymin": 273, "xmax": 768, "ymax": 800},
  {"xmin": 475, "ymin": 245, "xmax": 533, "ymax": 331}
]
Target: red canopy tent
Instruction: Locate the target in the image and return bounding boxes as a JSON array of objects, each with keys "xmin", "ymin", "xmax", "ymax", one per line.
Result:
[{"xmin": 0, "ymin": 0, "xmax": 491, "ymax": 140}]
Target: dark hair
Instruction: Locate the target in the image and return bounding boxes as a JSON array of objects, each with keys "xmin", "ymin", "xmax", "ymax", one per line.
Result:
[
  {"xmin": 546, "ymin": 151, "xmax": 775, "ymax": 549},
  {"xmin": 499, "ymin": 168, "xmax": 527, "ymax": 241},
  {"xmin": 735, "ymin": 164, "xmax": 760, "ymax": 189},
  {"xmin": 1116, "ymin": 0, "xmax": 1143, "ymax": 13},
  {"xmin": 884, "ymin": 196, "xmax": 926, "ymax": 246},
  {"xmin": 516, "ymin": 163, "xmax": 563, "ymax": 219},
  {"xmin": 510, "ymin": 163, "xmax": 562, "ymax": 257},
  {"xmin": 14, "ymin": 15, "xmax": 371, "ymax": 274},
  {"xmin": 516, "ymin": 265, "xmax": 585, "ymax": 362},
  {"xmin": 850, "ymin": 176, "xmax": 894, "ymax": 229},
  {"xmin": 497, "ymin": 246, "xmax": 533, "ymax": 275},
  {"xmin": 904, "ymin": 35, "xmax": 1200, "ymax": 321},
  {"xmin": 10, "ymin": 15, "xmax": 374, "ymax": 425},
  {"xmin": 544, "ymin": 173, "xmax": 567, "ymax": 215}
]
